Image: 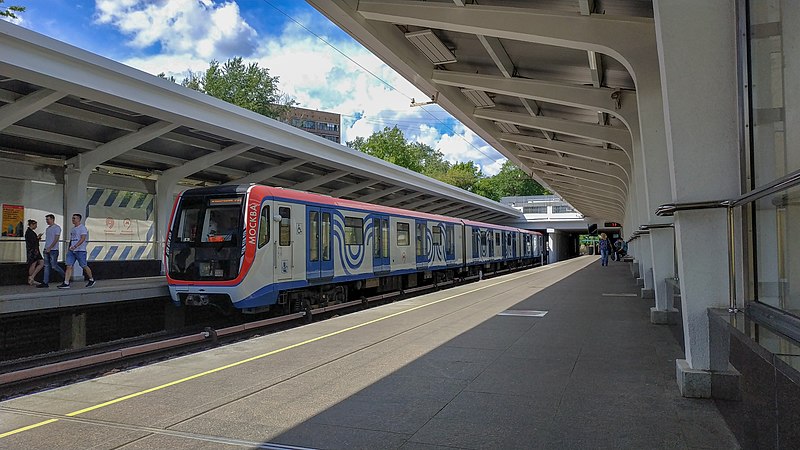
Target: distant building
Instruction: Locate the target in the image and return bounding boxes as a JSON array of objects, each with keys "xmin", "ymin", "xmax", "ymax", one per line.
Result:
[
  {"xmin": 282, "ymin": 106, "xmax": 341, "ymax": 144},
  {"xmin": 500, "ymin": 195, "xmax": 584, "ymax": 222}
]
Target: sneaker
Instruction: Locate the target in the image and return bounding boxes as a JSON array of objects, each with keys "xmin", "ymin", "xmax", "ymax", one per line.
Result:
[
  {"xmin": 36, "ymin": 283, "xmax": 49, "ymax": 288},
  {"xmin": 57, "ymin": 283, "xmax": 70, "ymax": 289},
  {"xmin": 86, "ymin": 280, "xmax": 95, "ymax": 288}
]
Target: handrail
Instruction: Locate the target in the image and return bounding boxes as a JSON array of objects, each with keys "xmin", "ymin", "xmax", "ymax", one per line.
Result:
[
  {"xmin": 639, "ymin": 223, "xmax": 674, "ymax": 230},
  {"xmin": 729, "ymin": 167, "xmax": 800, "ymax": 207},
  {"xmin": 655, "ymin": 200, "xmax": 726, "ymax": 217},
  {"xmin": 653, "ymin": 168, "xmax": 800, "ymax": 315}
]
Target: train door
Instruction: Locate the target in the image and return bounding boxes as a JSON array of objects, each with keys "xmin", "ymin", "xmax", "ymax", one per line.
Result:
[
  {"xmin": 307, "ymin": 206, "xmax": 334, "ymax": 280},
  {"xmin": 373, "ymin": 215, "xmax": 390, "ymax": 273},
  {"xmin": 416, "ymin": 219, "xmax": 427, "ymax": 267},
  {"xmin": 276, "ymin": 204, "xmax": 294, "ymax": 281}
]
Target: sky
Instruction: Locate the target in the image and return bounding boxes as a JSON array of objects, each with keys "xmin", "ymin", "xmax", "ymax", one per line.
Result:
[{"xmin": 6, "ymin": 0, "xmax": 507, "ymax": 175}]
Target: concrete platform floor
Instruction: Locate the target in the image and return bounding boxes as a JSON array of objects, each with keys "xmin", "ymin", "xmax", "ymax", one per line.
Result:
[
  {"xmin": 0, "ymin": 276, "xmax": 168, "ymax": 314},
  {"xmin": 0, "ymin": 256, "xmax": 738, "ymax": 449}
]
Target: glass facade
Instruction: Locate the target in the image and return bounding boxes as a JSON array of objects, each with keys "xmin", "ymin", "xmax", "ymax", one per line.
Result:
[{"xmin": 746, "ymin": 1, "xmax": 800, "ymax": 318}]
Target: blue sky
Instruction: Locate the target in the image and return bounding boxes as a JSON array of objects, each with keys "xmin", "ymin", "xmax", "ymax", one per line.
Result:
[{"xmin": 8, "ymin": 0, "xmax": 506, "ymax": 174}]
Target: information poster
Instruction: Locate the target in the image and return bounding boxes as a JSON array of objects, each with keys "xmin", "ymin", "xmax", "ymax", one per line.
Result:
[{"xmin": 1, "ymin": 204, "xmax": 24, "ymax": 237}]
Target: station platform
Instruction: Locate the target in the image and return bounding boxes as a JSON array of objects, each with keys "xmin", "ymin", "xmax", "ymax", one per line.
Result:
[
  {"xmin": 0, "ymin": 277, "xmax": 168, "ymax": 315},
  {"xmin": 0, "ymin": 256, "xmax": 738, "ymax": 449}
]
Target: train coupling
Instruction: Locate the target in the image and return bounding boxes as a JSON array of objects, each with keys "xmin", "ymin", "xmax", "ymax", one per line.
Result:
[{"xmin": 185, "ymin": 294, "xmax": 211, "ymax": 306}]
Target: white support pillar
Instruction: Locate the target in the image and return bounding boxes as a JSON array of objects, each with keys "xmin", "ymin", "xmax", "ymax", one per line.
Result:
[
  {"xmin": 63, "ymin": 121, "xmax": 178, "ymax": 279},
  {"xmin": 654, "ymin": 0, "xmax": 740, "ymax": 398},
  {"xmin": 650, "ymin": 227, "xmax": 678, "ymax": 324}
]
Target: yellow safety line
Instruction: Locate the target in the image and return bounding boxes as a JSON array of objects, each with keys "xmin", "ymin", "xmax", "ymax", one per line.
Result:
[{"xmin": 0, "ymin": 268, "xmax": 546, "ymax": 439}]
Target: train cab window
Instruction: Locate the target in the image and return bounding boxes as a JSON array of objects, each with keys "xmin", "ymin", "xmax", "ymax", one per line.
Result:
[
  {"xmin": 432, "ymin": 226, "xmax": 442, "ymax": 246},
  {"xmin": 202, "ymin": 205, "xmax": 240, "ymax": 243},
  {"xmin": 177, "ymin": 206, "xmax": 200, "ymax": 242},
  {"xmin": 258, "ymin": 205, "xmax": 270, "ymax": 248},
  {"xmin": 279, "ymin": 207, "xmax": 291, "ymax": 246},
  {"xmin": 416, "ymin": 222, "xmax": 425, "ymax": 256},
  {"xmin": 344, "ymin": 217, "xmax": 363, "ymax": 245},
  {"xmin": 397, "ymin": 222, "xmax": 410, "ymax": 246},
  {"xmin": 322, "ymin": 212, "xmax": 331, "ymax": 261}
]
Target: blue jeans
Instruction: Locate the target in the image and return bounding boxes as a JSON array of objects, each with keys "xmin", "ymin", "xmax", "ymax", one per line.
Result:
[
  {"xmin": 43, "ymin": 250, "xmax": 66, "ymax": 284},
  {"xmin": 600, "ymin": 249, "xmax": 609, "ymax": 266}
]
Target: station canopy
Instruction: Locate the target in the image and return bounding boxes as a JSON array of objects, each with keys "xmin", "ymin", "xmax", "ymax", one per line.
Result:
[
  {"xmin": 0, "ymin": 21, "xmax": 521, "ymax": 224},
  {"xmin": 308, "ymin": 0, "xmax": 650, "ymax": 221}
]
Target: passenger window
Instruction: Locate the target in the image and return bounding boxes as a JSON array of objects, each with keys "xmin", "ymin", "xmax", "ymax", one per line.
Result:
[
  {"xmin": 322, "ymin": 212, "xmax": 331, "ymax": 261},
  {"xmin": 279, "ymin": 207, "xmax": 291, "ymax": 246},
  {"xmin": 495, "ymin": 233, "xmax": 501, "ymax": 246},
  {"xmin": 397, "ymin": 222, "xmax": 410, "ymax": 246},
  {"xmin": 446, "ymin": 224, "xmax": 454, "ymax": 257},
  {"xmin": 381, "ymin": 219, "xmax": 389, "ymax": 258},
  {"xmin": 258, "ymin": 205, "xmax": 270, "ymax": 248},
  {"xmin": 416, "ymin": 223, "xmax": 425, "ymax": 256},
  {"xmin": 344, "ymin": 217, "xmax": 363, "ymax": 245},
  {"xmin": 309, "ymin": 211, "xmax": 318, "ymax": 262}
]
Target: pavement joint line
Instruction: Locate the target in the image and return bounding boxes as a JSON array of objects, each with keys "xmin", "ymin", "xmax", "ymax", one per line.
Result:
[
  {"xmin": 0, "ymin": 260, "xmax": 586, "ymax": 440},
  {"xmin": 0, "ymin": 406, "xmax": 313, "ymax": 449}
]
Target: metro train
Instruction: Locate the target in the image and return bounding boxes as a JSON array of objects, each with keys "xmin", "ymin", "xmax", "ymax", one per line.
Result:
[{"xmin": 165, "ymin": 184, "xmax": 543, "ymax": 314}]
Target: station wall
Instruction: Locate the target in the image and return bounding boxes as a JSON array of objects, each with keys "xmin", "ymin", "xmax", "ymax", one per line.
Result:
[{"xmin": 0, "ymin": 159, "xmax": 158, "ymax": 263}]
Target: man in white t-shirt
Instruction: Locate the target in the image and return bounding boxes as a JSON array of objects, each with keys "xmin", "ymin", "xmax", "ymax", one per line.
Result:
[
  {"xmin": 38, "ymin": 214, "xmax": 66, "ymax": 288},
  {"xmin": 58, "ymin": 213, "xmax": 96, "ymax": 288}
]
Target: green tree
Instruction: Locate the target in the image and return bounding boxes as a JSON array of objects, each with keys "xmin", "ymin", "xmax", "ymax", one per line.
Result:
[
  {"xmin": 178, "ymin": 57, "xmax": 295, "ymax": 120},
  {"xmin": 440, "ymin": 161, "xmax": 481, "ymax": 192},
  {"xmin": 348, "ymin": 127, "xmax": 424, "ymax": 173},
  {"xmin": 1, "ymin": 1, "xmax": 24, "ymax": 19},
  {"xmin": 348, "ymin": 128, "xmax": 547, "ymax": 201},
  {"xmin": 474, "ymin": 160, "xmax": 548, "ymax": 200}
]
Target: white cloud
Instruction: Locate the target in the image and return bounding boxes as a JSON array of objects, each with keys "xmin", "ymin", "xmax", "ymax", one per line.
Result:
[
  {"xmin": 94, "ymin": 0, "xmax": 258, "ymax": 59},
  {"xmin": 96, "ymin": 1, "xmax": 506, "ymax": 174}
]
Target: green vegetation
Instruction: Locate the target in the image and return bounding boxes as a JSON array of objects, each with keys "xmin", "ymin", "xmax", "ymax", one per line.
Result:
[
  {"xmin": 1, "ymin": 1, "xmax": 25, "ymax": 19},
  {"xmin": 159, "ymin": 57, "xmax": 295, "ymax": 120},
  {"xmin": 348, "ymin": 126, "xmax": 548, "ymax": 200}
]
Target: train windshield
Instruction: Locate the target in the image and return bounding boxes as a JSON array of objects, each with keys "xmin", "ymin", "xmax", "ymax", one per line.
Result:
[{"xmin": 168, "ymin": 195, "xmax": 244, "ymax": 281}]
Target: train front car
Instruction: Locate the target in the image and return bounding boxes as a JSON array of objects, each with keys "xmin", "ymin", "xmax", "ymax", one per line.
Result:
[{"xmin": 166, "ymin": 185, "xmax": 271, "ymax": 313}]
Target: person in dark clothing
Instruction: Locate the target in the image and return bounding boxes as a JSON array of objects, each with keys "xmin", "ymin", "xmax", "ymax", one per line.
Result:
[
  {"xmin": 25, "ymin": 219, "xmax": 44, "ymax": 285},
  {"xmin": 598, "ymin": 232, "xmax": 611, "ymax": 267}
]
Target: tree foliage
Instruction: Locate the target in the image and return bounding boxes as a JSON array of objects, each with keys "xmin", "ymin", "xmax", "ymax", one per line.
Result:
[
  {"xmin": 167, "ymin": 57, "xmax": 295, "ymax": 120},
  {"xmin": 1, "ymin": 1, "xmax": 25, "ymax": 19},
  {"xmin": 348, "ymin": 127, "xmax": 548, "ymax": 201},
  {"xmin": 473, "ymin": 160, "xmax": 549, "ymax": 201}
]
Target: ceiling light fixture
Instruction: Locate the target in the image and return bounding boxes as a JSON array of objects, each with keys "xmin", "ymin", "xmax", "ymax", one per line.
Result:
[
  {"xmin": 462, "ymin": 89, "xmax": 495, "ymax": 108},
  {"xmin": 405, "ymin": 29, "xmax": 457, "ymax": 65}
]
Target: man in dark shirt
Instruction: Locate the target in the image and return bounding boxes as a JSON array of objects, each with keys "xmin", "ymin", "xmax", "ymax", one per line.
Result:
[{"xmin": 25, "ymin": 219, "xmax": 44, "ymax": 285}]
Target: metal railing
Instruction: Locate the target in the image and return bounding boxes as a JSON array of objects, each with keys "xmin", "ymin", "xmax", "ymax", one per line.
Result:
[{"xmin": 656, "ymin": 167, "xmax": 800, "ymax": 314}]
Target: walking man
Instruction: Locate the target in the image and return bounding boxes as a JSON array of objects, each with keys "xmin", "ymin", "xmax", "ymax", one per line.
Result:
[
  {"xmin": 58, "ymin": 213, "xmax": 96, "ymax": 288},
  {"xmin": 39, "ymin": 214, "xmax": 66, "ymax": 288}
]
